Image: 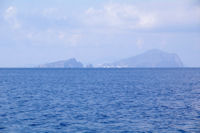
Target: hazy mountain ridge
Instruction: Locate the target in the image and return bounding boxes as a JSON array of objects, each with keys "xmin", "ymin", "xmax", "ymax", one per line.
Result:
[
  {"xmin": 102, "ymin": 49, "xmax": 183, "ymax": 68},
  {"xmin": 39, "ymin": 49, "xmax": 183, "ymax": 68},
  {"xmin": 39, "ymin": 58, "xmax": 83, "ymax": 68}
]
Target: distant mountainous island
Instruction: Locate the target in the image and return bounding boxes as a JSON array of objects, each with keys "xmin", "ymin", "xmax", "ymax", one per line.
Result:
[
  {"xmin": 39, "ymin": 49, "xmax": 183, "ymax": 68},
  {"xmin": 102, "ymin": 49, "xmax": 183, "ymax": 68},
  {"xmin": 39, "ymin": 58, "xmax": 83, "ymax": 68}
]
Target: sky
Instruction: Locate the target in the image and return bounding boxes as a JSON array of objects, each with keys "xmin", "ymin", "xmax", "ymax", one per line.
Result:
[{"xmin": 0, "ymin": 0, "xmax": 200, "ymax": 67}]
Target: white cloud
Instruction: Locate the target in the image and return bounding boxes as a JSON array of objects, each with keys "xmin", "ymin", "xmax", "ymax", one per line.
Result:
[
  {"xmin": 2, "ymin": 6, "xmax": 82, "ymax": 47},
  {"xmin": 57, "ymin": 31, "xmax": 82, "ymax": 46},
  {"xmin": 154, "ymin": 1, "xmax": 200, "ymax": 28},
  {"xmin": 84, "ymin": 1, "xmax": 200, "ymax": 30},
  {"xmin": 42, "ymin": 8, "xmax": 67, "ymax": 20},
  {"xmin": 4, "ymin": 6, "xmax": 21, "ymax": 29},
  {"xmin": 24, "ymin": 29, "xmax": 82, "ymax": 47},
  {"xmin": 2, "ymin": 1, "xmax": 199, "ymax": 48},
  {"xmin": 85, "ymin": 3, "xmax": 157, "ymax": 29}
]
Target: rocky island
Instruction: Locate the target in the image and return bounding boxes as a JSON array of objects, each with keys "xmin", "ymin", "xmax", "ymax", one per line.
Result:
[
  {"xmin": 39, "ymin": 58, "xmax": 83, "ymax": 68},
  {"xmin": 101, "ymin": 49, "xmax": 183, "ymax": 68},
  {"xmin": 38, "ymin": 49, "xmax": 183, "ymax": 68}
]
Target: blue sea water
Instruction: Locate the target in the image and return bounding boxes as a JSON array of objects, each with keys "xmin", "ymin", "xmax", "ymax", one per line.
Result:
[{"xmin": 0, "ymin": 68, "xmax": 200, "ymax": 133}]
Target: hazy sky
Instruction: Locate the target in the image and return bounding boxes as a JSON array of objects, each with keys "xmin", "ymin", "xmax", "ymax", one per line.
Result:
[{"xmin": 0, "ymin": 0, "xmax": 200, "ymax": 67}]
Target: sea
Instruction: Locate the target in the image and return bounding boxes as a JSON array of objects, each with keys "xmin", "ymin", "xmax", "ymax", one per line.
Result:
[{"xmin": 0, "ymin": 68, "xmax": 199, "ymax": 133}]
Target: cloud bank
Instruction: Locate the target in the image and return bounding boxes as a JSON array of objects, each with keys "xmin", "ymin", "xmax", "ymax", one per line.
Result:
[
  {"xmin": 84, "ymin": 1, "xmax": 200, "ymax": 31},
  {"xmin": 0, "ymin": 0, "xmax": 200, "ymax": 67},
  {"xmin": 1, "ymin": 0, "xmax": 199, "ymax": 47}
]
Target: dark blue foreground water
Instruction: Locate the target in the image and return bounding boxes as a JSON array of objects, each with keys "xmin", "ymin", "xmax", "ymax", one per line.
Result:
[{"xmin": 0, "ymin": 68, "xmax": 200, "ymax": 133}]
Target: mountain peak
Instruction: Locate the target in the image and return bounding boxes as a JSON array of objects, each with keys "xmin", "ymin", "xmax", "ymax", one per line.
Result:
[
  {"xmin": 104, "ymin": 49, "xmax": 183, "ymax": 68},
  {"xmin": 39, "ymin": 58, "xmax": 83, "ymax": 68}
]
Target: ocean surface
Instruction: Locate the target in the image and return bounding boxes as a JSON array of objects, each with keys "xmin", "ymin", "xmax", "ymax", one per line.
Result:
[{"xmin": 0, "ymin": 68, "xmax": 200, "ymax": 133}]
